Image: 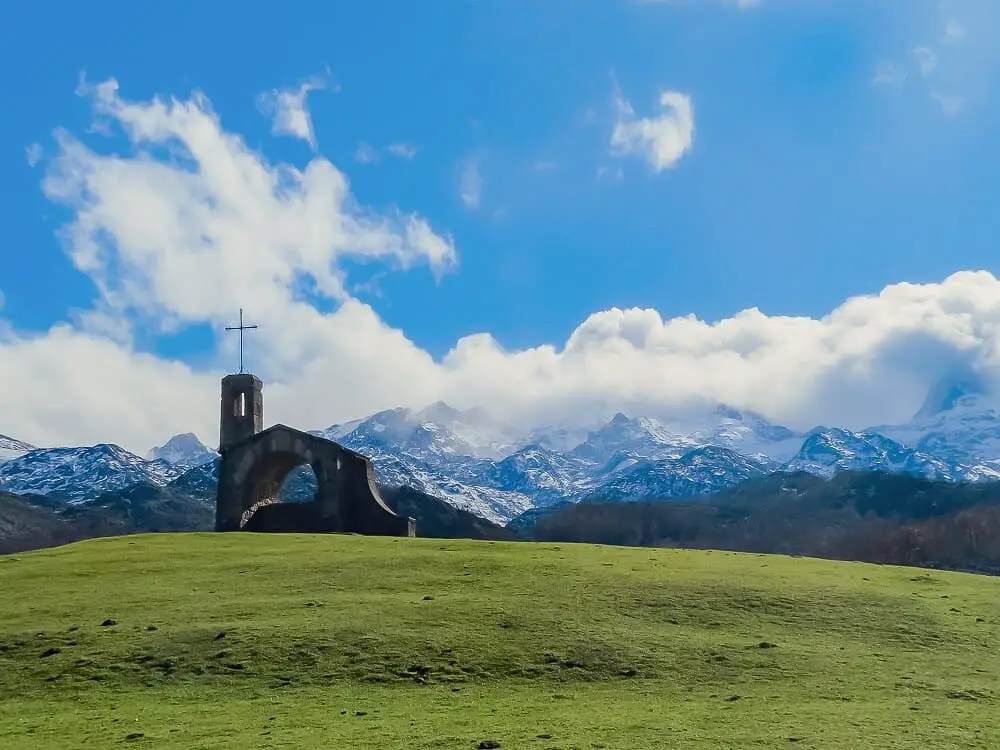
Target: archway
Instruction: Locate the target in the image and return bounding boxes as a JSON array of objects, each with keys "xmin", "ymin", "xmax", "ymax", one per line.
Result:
[
  {"xmin": 279, "ymin": 464, "xmax": 318, "ymax": 504},
  {"xmin": 239, "ymin": 450, "xmax": 316, "ymax": 529}
]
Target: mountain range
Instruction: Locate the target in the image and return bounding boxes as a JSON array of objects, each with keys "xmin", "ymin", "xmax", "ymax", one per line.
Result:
[{"xmin": 3, "ymin": 377, "xmax": 1000, "ymax": 525}]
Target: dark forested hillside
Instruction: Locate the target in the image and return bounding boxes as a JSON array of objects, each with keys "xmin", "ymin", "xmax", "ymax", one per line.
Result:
[{"xmin": 528, "ymin": 471, "xmax": 1000, "ymax": 573}]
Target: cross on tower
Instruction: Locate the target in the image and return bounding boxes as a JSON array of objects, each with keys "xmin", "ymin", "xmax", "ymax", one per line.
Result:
[{"xmin": 225, "ymin": 308, "xmax": 258, "ymax": 374}]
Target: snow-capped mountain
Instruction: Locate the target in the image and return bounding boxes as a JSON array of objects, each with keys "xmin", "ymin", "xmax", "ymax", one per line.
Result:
[
  {"xmin": 580, "ymin": 446, "xmax": 769, "ymax": 502},
  {"xmin": 310, "ymin": 405, "xmax": 811, "ymax": 520},
  {"xmin": 348, "ymin": 445, "xmax": 533, "ymax": 525},
  {"xmin": 568, "ymin": 413, "xmax": 696, "ymax": 464},
  {"xmin": 0, "ymin": 435, "xmax": 35, "ymax": 463},
  {"xmin": 0, "ymin": 444, "xmax": 183, "ymax": 502},
  {"xmin": 147, "ymin": 433, "xmax": 217, "ymax": 469},
  {"xmin": 167, "ymin": 459, "xmax": 219, "ymax": 497},
  {"xmin": 682, "ymin": 406, "xmax": 804, "ymax": 465},
  {"xmin": 482, "ymin": 444, "xmax": 593, "ymax": 506},
  {"xmin": 9, "ymin": 373, "xmax": 1000, "ymax": 524},
  {"xmin": 784, "ymin": 427, "xmax": 966, "ymax": 481},
  {"xmin": 873, "ymin": 380, "xmax": 1000, "ymax": 471},
  {"xmin": 315, "ymin": 401, "xmax": 523, "ymax": 460}
]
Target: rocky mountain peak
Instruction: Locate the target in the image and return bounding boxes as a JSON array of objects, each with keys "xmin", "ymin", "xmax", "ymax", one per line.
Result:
[{"xmin": 147, "ymin": 433, "xmax": 217, "ymax": 469}]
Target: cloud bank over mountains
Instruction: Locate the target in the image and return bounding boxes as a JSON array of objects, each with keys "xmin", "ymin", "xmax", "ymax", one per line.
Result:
[{"xmin": 4, "ymin": 79, "xmax": 1000, "ymax": 454}]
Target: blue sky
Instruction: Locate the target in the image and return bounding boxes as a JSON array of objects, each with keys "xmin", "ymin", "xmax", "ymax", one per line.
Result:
[{"xmin": 2, "ymin": 0, "xmax": 1000, "ymax": 451}]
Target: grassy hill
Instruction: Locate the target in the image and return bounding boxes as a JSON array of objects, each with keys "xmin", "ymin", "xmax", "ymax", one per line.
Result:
[{"xmin": 1, "ymin": 534, "xmax": 999, "ymax": 748}]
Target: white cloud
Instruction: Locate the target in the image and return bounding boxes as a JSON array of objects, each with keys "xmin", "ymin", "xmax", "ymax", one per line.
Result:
[
  {"xmin": 387, "ymin": 142, "xmax": 417, "ymax": 160},
  {"xmin": 459, "ymin": 158, "xmax": 482, "ymax": 208},
  {"xmin": 257, "ymin": 76, "xmax": 327, "ymax": 150},
  {"xmin": 610, "ymin": 89, "xmax": 694, "ymax": 173},
  {"xmin": 25, "ymin": 143, "xmax": 43, "ymax": 168},
  {"xmin": 10, "ymin": 79, "xmax": 1000, "ymax": 456},
  {"xmin": 354, "ymin": 141, "xmax": 380, "ymax": 164}
]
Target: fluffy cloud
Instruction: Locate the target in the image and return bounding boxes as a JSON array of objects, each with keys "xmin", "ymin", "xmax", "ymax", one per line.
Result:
[
  {"xmin": 7, "ymin": 79, "xmax": 1000, "ymax": 456},
  {"xmin": 610, "ymin": 90, "xmax": 694, "ymax": 172},
  {"xmin": 257, "ymin": 76, "xmax": 327, "ymax": 149}
]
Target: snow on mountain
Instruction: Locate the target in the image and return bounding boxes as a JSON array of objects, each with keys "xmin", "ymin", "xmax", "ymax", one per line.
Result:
[
  {"xmin": 869, "ymin": 374, "xmax": 1000, "ymax": 471},
  {"xmin": 318, "ymin": 402, "xmax": 522, "ymax": 460},
  {"xmin": 0, "ymin": 443, "xmax": 183, "ymax": 502},
  {"xmin": 147, "ymin": 433, "xmax": 218, "ymax": 469},
  {"xmin": 584, "ymin": 446, "xmax": 769, "ymax": 502},
  {"xmin": 168, "ymin": 459, "xmax": 220, "ymax": 497},
  {"xmin": 480, "ymin": 444, "xmax": 594, "ymax": 507},
  {"xmin": 565, "ymin": 406, "xmax": 802, "ymax": 467},
  {"xmin": 874, "ymin": 400, "xmax": 1000, "ymax": 469},
  {"xmin": 308, "ymin": 404, "xmax": 537, "ymax": 523},
  {"xmin": 912, "ymin": 373, "xmax": 989, "ymax": 422},
  {"xmin": 355, "ymin": 445, "xmax": 532, "ymax": 525},
  {"xmin": 0, "ymin": 434, "xmax": 36, "ymax": 463},
  {"xmin": 569, "ymin": 413, "xmax": 695, "ymax": 464},
  {"xmin": 412, "ymin": 401, "xmax": 524, "ymax": 458},
  {"xmin": 522, "ymin": 425, "xmax": 595, "ymax": 454},
  {"xmin": 682, "ymin": 405, "xmax": 803, "ymax": 465},
  {"xmin": 783, "ymin": 428, "xmax": 961, "ymax": 480}
]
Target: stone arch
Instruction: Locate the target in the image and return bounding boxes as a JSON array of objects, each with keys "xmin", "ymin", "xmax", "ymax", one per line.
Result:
[
  {"xmin": 214, "ymin": 423, "xmax": 414, "ymax": 537},
  {"xmin": 238, "ymin": 449, "xmax": 319, "ymax": 528}
]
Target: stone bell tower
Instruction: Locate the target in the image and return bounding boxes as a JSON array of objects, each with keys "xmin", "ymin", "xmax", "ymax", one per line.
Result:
[{"xmin": 219, "ymin": 373, "xmax": 263, "ymax": 451}]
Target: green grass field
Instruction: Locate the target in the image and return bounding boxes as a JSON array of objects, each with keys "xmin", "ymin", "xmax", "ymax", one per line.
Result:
[{"xmin": 1, "ymin": 533, "xmax": 999, "ymax": 749}]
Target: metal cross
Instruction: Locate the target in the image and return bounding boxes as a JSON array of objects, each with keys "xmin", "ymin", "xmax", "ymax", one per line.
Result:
[{"xmin": 224, "ymin": 308, "xmax": 258, "ymax": 374}]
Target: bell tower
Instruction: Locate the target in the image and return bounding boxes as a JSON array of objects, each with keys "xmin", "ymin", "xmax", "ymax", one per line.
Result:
[{"xmin": 219, "ymin": 374, "xmax": 263, "ymax": 451}]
